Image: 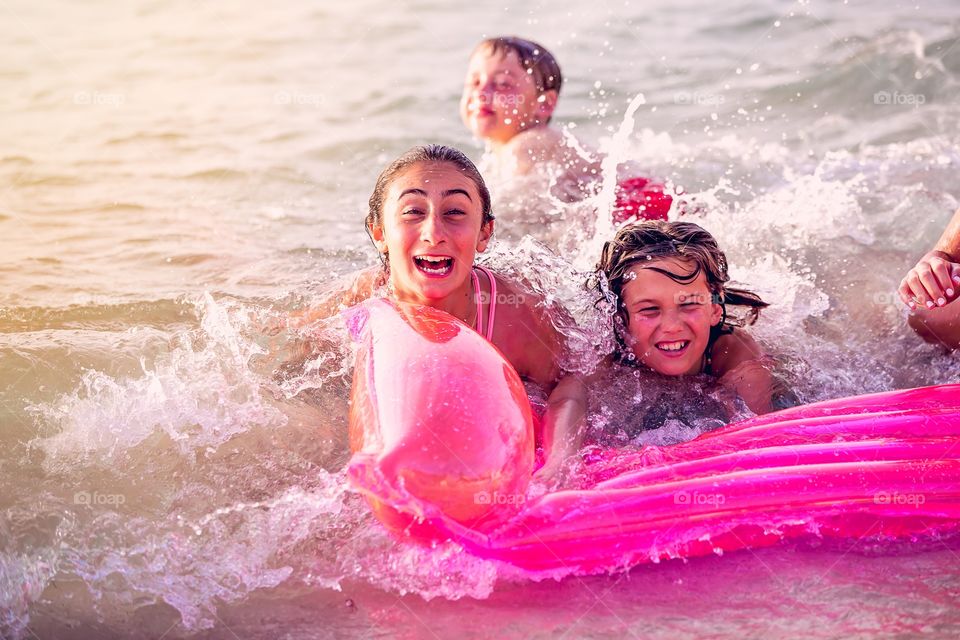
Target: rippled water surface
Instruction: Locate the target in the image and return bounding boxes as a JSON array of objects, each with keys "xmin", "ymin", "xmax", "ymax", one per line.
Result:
[{"xmin": 3, "ymin": 0, "xmax": 960, "ymax": 637}]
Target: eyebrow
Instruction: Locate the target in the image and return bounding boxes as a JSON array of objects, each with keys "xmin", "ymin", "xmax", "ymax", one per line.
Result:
[{"xmin": 398, "ymin": 188, "xmax": 473, "ymax": 201}]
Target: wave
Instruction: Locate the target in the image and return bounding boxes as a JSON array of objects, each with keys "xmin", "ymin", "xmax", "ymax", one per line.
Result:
[
  {"xmin": 182, "ymin": 168, "xmax": 248, "ymax": 181},
  {"xmin": 0, "ymin": 155, "xmax": 33, "ymax": 166},
  {"xmin": 0, "ymin": 298, "xmax": 198, "ymax": 333},
  {"xmin": 105, "ymin": 131, "xmax": 188, "ymax": 145}
]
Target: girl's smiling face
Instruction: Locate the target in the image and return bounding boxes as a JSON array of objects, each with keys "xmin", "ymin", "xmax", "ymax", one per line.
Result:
[
  {"xmin": 370, "ymin": 161, "xmax": 492, "ymax": 306},
  {"xmin": 620, "ymin": 257, "xmax": 724, "ymax": 376}
]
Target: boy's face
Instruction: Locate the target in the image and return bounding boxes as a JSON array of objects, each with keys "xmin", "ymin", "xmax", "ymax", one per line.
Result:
[
  {"xmin": 620, "ymin": 258, "xmax": 724, "ymax": 377},
  {"xmin": 460, "ymin": 47, "xmax": 552, "ymax": 145}
]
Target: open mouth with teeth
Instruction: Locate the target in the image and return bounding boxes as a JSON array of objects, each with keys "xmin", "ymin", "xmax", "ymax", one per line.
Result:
[
  {"xmin": 655, "ymin": 340, "xmax": 690, "ymax": 356},
  {"xmin": 414, "ymin": 255, "xmax": 454, "ymax": 277}
]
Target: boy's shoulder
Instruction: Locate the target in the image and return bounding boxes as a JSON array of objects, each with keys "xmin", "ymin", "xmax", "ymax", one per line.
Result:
[
  {"xmin": 503, "ymin": 126, "xmax": 567, "ymax": 171},
  {"xmin": 507, "ymin": 126, "xmax": 565, "ymax": 154},
  {"xmin": 502, "ymin": 127, "xmax": 601, "ymax": 188}
]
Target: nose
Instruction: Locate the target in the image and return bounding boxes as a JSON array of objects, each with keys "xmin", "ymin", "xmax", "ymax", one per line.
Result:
[
  {"xmin": 470, "ymin": 80, "xmax": 493, "ymax": 105},
  {"xmin": 419, "ymin": 211, "xmax": 446, "ymax": 245},
  {"xmin": 660, "ymin": 308, "xmax": 683, "ymax": 333}
]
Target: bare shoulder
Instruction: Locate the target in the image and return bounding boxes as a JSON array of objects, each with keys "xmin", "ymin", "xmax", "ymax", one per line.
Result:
[
  {"xmin": 510, "ymin": 126, "xmax": 565, "ymax": 152},
  {"xmin": 508, "ymin": 128, "xmax": 602, "ymax": 198},
  {"xmin": 710, "ymin": 330, "xmax": 765, "ymax": 376},
  {"xmin": 505, "ymin": 127, "xmax": 566, "ymax": 171},
  {"xmin": 488, "ymin": 272, "xmax": 563, "ymax": 386}
]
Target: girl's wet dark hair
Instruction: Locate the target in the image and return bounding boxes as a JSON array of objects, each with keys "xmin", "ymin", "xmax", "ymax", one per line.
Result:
[{"xmin": 592, "ymin": 220, "xmax": 769, "ymax": 356}]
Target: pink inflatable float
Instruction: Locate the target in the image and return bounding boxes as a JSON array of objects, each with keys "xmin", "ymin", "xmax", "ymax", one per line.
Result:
[{"xmin": 346, "ymin": 299, "xmax": 960, "ymax": 573}]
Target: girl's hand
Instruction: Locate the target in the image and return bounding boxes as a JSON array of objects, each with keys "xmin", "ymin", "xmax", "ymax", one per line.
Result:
[{"xmin": 899, "ymin": 250, "xmax": 960, "ymax": 310}]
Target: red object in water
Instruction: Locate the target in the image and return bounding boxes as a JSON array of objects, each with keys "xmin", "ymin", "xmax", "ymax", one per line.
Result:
[
  {"xmin": 613, "ymin": 176, "xmax": 673, "ymax": 223},
  {"xmin": 347, "ymin": 300, "xmax": 960, "ymax": 573}
]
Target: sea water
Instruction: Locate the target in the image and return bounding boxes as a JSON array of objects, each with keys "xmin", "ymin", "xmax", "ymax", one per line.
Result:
[{"xmin": 3, "ymin": 0, "xmax": 960, "ymax": 637}]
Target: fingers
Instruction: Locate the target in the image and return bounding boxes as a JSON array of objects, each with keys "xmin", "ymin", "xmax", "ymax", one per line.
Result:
[
  {"xmin": 901, "ymin": 255, "xmax": 960, "ymax": 309},
  {"xmin": 901, "ymin": 269, "xmax": 933, "ymax": 308},
  {"xmin": 898, "ymin": 278, "xmax": 917, "ymax": 307}
]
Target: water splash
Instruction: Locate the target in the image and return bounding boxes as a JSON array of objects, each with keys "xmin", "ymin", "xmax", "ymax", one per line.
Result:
[
  {"xmin": 583, "ymin": 91, "xmax": 654, "ymax": 269},
  {"xmin": 30, "ymin": 293, "xmax": 286, "ymax": 466}
]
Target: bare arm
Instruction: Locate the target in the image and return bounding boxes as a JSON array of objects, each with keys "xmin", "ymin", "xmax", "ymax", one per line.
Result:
[
  {"xmin": 287, "ymin": 267, "xmax": 384, "ymax": 329},
  {"xmin": 932, "ymin": 207, "xmax": 960, "ymax": 257},
  {"xmin": 502, "ymin": 285, "xmax": 587, "ymax": 482},
  {"xmin": 899, "ymin": 208, "xmax": 960, "ymax": 308},
  {"xmin": 711, "ymin": 331, "xmax": 775, "ymax": 415},
  {"xmin": 534, "ymin": 375, "xmax": 588, "ymax": 482},
  {"xmin": 718, "ymin": 359, "xmax": 774, "ymax": 415}
]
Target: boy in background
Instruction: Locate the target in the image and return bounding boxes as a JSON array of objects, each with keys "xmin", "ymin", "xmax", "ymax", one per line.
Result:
[{"xmin": 460, "ymin": 36, "xmax": 671, "ymax": 223}]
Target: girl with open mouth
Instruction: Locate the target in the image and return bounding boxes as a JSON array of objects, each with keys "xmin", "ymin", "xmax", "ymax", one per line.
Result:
[{"xmin": 298, "ymin": 144, "xmax": 586, "ymax": 481}]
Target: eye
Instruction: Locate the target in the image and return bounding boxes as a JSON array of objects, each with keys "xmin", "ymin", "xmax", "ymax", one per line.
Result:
[
  {"xmin": 445, "ymin": 208, "xmax": 467, "ymax": 217},
  {"xmin": 635, "ymin": 306, "xmax": 659, "ymax": 317},
  {"xmin": 401, "ymin": 208, "xmax": 424, "ymax": 217}
]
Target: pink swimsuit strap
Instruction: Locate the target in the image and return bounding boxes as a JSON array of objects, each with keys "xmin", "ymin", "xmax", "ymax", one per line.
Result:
[
  {"xmin": 472, "ymin": 265, "xmax": 497, "ymax": 342},
  {"xmin": 471, "ymin": 269, "xmax": 483, "ymax": 338}
]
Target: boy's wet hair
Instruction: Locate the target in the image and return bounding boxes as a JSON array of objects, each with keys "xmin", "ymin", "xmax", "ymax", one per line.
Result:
[
  {"xmin": 366, "ymin": 144, "xmax": 494, "ymax": 267},
  {"xmin": 592, "ymin": 220, "xmax": 769, "ymax": 355},
  {"xmin": 477, "ymin": 36, "xmax": 562, "ymax": 121}
]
